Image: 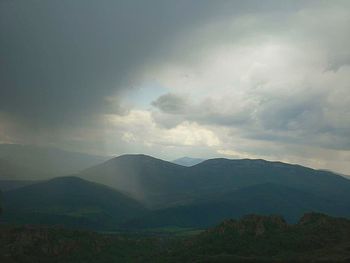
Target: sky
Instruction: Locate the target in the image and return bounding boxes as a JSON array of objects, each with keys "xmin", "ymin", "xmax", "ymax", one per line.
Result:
[{"xmin": 1, "ymin": 0, "xmax": 350, "ymax": 174}]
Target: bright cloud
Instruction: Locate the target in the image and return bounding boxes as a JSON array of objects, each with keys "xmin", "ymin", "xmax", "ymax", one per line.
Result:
[{"xmin": 1, "ymin": 1, "xmax": 350, "ymax": 174}]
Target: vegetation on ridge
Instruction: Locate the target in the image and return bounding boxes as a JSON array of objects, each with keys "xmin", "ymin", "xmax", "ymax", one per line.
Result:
[{"xmin": 1, "ymin": 213, "xmax": 350, "ymax": 262}]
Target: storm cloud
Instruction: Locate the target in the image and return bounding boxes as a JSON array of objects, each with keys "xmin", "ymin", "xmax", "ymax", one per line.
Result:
[
  {"xmin": 1, "ymin": 0, "xmax": 350, "ymax": 173},
  {"xmin": 0, "ymin": 0, "xmax": 212, "ymax": 127},
  {"xmin": 0, "ymin": 0, "xmax": 295, "ymax": 125}
]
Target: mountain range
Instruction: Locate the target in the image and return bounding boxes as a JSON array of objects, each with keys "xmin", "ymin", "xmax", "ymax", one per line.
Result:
[
  {"xmin": 80, "ymin": 154, "xmax": 350, "ymax": 210},
  {"xmin": 1, "ymin": 144, "xmax": 350, "ymax": 230}
]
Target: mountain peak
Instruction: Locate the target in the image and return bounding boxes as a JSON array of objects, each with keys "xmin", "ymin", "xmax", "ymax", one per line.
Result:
[
  {"xmin": 104, "ymin": 154, "xmax": 183, "ymax": 168},
  {"xmin": 115, "ymin": 154, "xmax": 159, "ymax": 160}
]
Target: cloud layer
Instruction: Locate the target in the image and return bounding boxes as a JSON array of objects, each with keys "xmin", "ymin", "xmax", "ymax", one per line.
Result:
[{"xmin": 1, "ymin": 1, "xmax": 350, "ymax": 174}]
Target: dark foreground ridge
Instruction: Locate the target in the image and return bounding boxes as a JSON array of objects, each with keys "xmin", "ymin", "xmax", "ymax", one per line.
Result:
[{"xmin": 1, "ymin": 213, "xmax": 350, "ymax": 262}]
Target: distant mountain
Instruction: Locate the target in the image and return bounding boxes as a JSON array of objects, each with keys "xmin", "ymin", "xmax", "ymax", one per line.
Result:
[
  {"xmin": 0, "ymin": 158, "xmax": 45, "ymax": 180},
  {"xmin": 81, "ymin": 154, "xmax": 189, "ymax": 207},
  {"xmin": 2, "ymin": 176, "xmax": 146, "ymax": 229},
  {"xmin": 0, "ymin": 144, "xmax": 108, "ymax": 179},
  {"xmin": 81, "ymin": 155, "xmax": 350, "ymax": 209},
  {"xmin": 172, "ymin": 157, "xmax": 205, "ymax": 167},
  {"xmin": 0, "ymin": 179, "xmax": 38, "ymax": 191},
  {"xmin": 124, "ymin": 183, "xmax": 350, "ymax": 228},
  {"xmin": 78, "ymin": 154, "xmax": 350, "ymax": 229},
  {"xmin": 186, "ymin": 158, "xmax": 350, "ymax": 200},
  {"xmin": 0, "ymin": 152, "xmax": 42, "ymax": 192}
]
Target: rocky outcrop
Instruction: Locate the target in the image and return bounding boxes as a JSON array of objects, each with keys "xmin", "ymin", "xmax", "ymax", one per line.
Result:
[
  {"xmin": 208, "ymin": 214, "xmax": 288, "ymax": 236},
  {"xmin": 298, "ymin": 212, "xmax": 331, "ymax": 225}
]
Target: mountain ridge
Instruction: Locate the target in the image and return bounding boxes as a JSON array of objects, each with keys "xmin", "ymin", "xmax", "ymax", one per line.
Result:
[
  {"xmin": 123, "ymin": 182, "xmax": 349, "ymax": 229},
  {"xmin": 2, "ymin": 175, "xmax": 146, "ymax": 229},
  {"xmin": 81, "ymin": 154, "xmax": 350, "ymax": 208},
  {"xmin": 3, "ymin": 152, "xmax": 350, "ymax": 231}
]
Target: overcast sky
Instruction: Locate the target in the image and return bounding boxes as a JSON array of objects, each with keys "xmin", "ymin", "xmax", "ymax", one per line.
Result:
[{"xmin": 1, "ymin": 0, "xmax": 350, "ymax": 174}]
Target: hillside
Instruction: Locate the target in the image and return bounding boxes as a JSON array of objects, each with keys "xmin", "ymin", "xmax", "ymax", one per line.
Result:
[
  {"xmin": 2, "ymin": 176, "xmax": 146, "ymax": 230},
  {"xmin": 167, "ymin": 213, "xmax": 350, "ymax": 262},
  {"xmin": 187, "ymin": 158, "xmax": 350, "ymax": 199},
  {"xmin": 124, "ymin": 183, "xmax": 350, "ymax": 228},
  {"xmin": 81, "ymin": 154, "xmax": 188, "ymax": 207},
  {"xmin": 1, "ymin": 213, "xmax": 350, "ymax": 262},
  {"xmin": 0, "ymin": 144, "xmax": 107, "ymax": 179},
  {"xmin": 0, "ymin": 225, "xmax": 162, "ymax": 263}
]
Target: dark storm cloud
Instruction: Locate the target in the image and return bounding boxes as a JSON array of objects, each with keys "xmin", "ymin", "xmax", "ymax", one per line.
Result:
[
  {"xmin": 0, "ymin": 0, "xmax": 307, "ymax": 129},
  {"xmin": 0, "ymin": 0, "xmax": 202, "ymax": 127}
]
